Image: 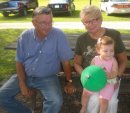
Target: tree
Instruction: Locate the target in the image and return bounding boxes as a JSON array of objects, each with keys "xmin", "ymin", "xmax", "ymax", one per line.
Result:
[{"xmin": 90, "ymin": 0, "xmax": 92, "ymax": 5}]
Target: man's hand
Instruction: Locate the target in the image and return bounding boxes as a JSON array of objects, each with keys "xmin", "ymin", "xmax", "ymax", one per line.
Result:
[
  {"xmin": 64, "ymin": 82, "xmax": 76, "ymax": 94},
  {"xmin": 19, "ymin": 84, "xmax": 36, "ymax": 98}
]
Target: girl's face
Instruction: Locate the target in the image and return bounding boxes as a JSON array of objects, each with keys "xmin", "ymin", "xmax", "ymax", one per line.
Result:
[{"xmin": 98, "ymin": 44, "xmax": 114, "ymax": 60}]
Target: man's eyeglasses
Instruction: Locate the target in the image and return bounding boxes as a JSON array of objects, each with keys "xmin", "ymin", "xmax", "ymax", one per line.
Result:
[
  {"xmin": 83, "ymin": 18, "xmax": 100, "ymax": 25},
  {"xmin": 36, "ymin": 21, "xmax": 52, "ymax": 27}
]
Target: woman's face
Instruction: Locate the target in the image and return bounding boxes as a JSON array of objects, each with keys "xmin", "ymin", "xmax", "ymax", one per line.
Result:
[{"xmin": 81, "ymin": 16, "xmax": 102, "ymax": 34}]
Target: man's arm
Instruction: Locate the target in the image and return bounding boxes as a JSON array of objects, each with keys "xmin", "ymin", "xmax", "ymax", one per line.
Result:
[
  {"xmin": 16, "ymin": 61, "xmax": 34, "ymax": 97},
  {"xmin": 16, "ymin": 61, "xmax": 26, "ymax": 86}
]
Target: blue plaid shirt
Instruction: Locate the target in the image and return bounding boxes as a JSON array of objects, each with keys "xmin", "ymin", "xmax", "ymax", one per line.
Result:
[{"xmin": 16, "ymin": 28, "xmax": 73, "ymax": 77}]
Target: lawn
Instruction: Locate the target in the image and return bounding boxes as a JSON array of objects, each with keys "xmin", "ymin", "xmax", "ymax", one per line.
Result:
[
  {"xmin": 0, "ymin": 29, "xmax": 24, "ymax": 81},
  {"xmin": 0, "ymin": 0, "xmax": 130, "ymax": 22}
]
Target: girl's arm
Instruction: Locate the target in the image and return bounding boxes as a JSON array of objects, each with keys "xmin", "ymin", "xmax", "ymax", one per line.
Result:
[
  {"xmin": 107, "ymin": 58, "xmax": 118, "ymax": 79},
  {"xmin": 91, "ymin": 58, "xmax": 95, "ymax": 65}
]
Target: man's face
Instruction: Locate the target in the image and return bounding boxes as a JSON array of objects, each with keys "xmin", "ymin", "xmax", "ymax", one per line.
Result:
[
  {"xmin": 32, "ymin": 14, "xmax": 53, "ymax": 37},
  {"xmin": 81, "ymin": 16, "xmax": 102, "ymax": 34}
]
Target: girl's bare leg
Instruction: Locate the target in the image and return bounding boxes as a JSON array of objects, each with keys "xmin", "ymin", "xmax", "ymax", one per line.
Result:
[{"xmin": 99, "ymin": 98, "xmax": 109, "ymax": 113}]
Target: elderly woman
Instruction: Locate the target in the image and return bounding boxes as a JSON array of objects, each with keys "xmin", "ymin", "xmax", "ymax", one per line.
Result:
[{"xmin": 74, "ymin": 5, "xmax": 127, "ymax": 113}]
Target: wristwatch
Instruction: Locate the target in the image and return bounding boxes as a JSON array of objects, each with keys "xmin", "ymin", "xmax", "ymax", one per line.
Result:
[{"xmin": 66, "ymin": 79, "xmax": 73, "ymax": 83}]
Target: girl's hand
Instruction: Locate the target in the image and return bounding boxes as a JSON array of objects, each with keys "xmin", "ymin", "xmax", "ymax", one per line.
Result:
[{"xmin": 106, "ymin": 72, "xmax": 111, "ymax": 79}]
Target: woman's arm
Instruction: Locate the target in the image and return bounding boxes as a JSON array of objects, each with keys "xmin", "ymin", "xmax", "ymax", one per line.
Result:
[
  {"xmin": 116, "ymin": 52, "xmax": 128, "ymax": 76},
  {"xmin": 74, "ymin": 55, "xmax": 83, "ymax": 75}
]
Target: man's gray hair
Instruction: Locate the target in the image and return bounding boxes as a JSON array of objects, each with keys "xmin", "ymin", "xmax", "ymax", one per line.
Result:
[{"xmin": 32, "ymin": 6, "xmax": 52, "ymax": 18}]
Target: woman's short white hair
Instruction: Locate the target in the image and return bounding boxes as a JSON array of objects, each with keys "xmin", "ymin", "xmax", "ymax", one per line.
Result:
[{"xmin": 80, "ymin": 5, "xmax": 102, "ymax": 21}]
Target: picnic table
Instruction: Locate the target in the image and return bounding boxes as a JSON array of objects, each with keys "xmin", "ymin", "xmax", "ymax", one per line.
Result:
[{"xmin": 4, "ymin": 34, "xmax": 130, "ymax": 113}]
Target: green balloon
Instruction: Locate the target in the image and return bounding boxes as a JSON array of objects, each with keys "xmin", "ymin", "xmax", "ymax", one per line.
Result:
[{"xmin": 81, "ymin": 65, "xmax": 107, "ymax": 92}]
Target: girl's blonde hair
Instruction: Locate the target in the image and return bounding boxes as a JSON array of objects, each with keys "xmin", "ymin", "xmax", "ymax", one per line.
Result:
[{"xmin": 96, "ymin": 36, "xmax": 115, "ymax": 50}]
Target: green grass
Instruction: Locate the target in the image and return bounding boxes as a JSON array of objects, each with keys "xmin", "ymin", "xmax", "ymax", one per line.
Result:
[
  {"xmin": 0, "ymin": 29, "xmax": 130, "ymax": 81},
  {"xmin": 0, "ymin": 0, "xmax": 130, "ymax": 22},
  {"xmin": 0, "ymin": 29, "xmax": 24, "ymax": 81}
]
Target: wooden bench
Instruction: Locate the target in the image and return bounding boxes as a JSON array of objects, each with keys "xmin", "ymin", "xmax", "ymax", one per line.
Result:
[{"xmin": 4, "ymin": 34, "xmax": 130, "ymax": 111}]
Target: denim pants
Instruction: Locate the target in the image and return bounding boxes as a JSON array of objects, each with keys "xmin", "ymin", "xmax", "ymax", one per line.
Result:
[{"xmin": 0, "ymin": 74, "xmax": 63, "ymax": 113}]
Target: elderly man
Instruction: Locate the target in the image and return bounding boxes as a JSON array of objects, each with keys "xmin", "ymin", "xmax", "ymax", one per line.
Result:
[{"xmin": 0, "ymin": 6, "xmax": 75, "ymax": 113}]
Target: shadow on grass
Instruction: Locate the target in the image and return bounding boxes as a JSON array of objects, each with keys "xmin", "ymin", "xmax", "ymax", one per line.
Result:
[
  {"xmin": 108, "ymin": 13, "xmax": 130, "ymax": 18},
  {"xmin": 53, "ymin": 10, "xmax": 80, "ymax": 18}
]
